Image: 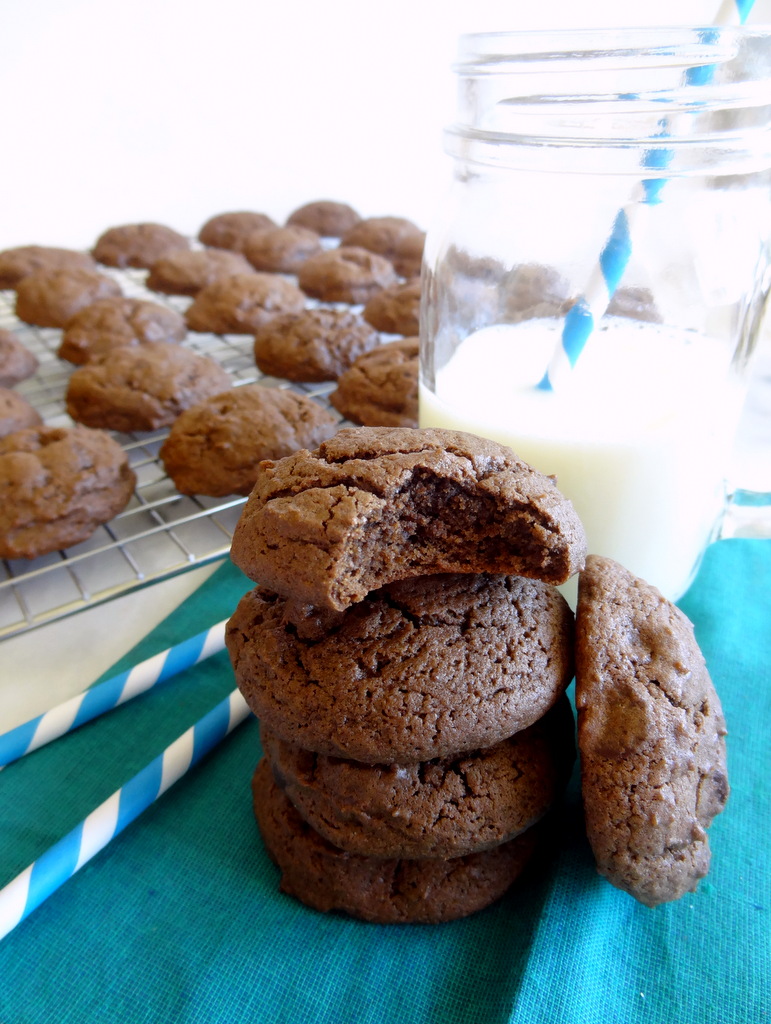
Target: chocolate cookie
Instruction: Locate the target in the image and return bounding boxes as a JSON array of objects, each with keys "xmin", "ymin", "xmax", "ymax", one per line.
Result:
[
  {"xmin": 0, "ymin": 330, "xmax": 38, "ymax": 387},
  {"xmin": 185, "ymin": 273, "xmax": 305, "ymax": 334},
  {"xmin": 297, "ymin": 247, "xmax": 398, "ymax": 304},
  {"xmin": 66, "ymin": 342, "xmax": 233, "ymax": 432},
  {"xmin": 58, "ymin": 297, "xmax": 187, "ymax": 364},
  {"xmin": 252, "ymin": 308, "xmax": 380, "ymax": 383},
  {"xmin": 285, "ymin": 200, "xmax": 361, "ymax": 238},
  {"xmin": 243, "ymin": 226, "xmax": 323, "ymax": 274},
  {"xmin": 14, "ymin": 268, "xmax": 122, "ymax": 328},
  {"xmin": 252, "ymin": 758, "xmax": 541, "ymax": 924},
  {"xmin": 0, "ymin": 245, "xmax": 96, "ymax": 289},
  {"xmin": 159, "ymin": 384, "xmax": 338, "ymax": 497},
  {"xmin": 0, "ymin": 388, "xmax": 43, "ymax": 437},
  {"xmin": 0, "ymin": 424, "xmax": 136, "ymax": 559},
  {"xmin": 341, "ymin": 217, "xmax": 425, "ymax": 278},
  {"xmin": 362, "ymin": 278, "xmax": 421, "ymax": 335},
  {"xmin": 329, "ymin": 337, "xmax": 418, "ymax": 428},
  {"xmin": 227, "ymin": 572, "xmax": 574, "ymax": 764},
  {"xmin": 261, "ymin": 695, "xmax": 575, "ymax": 859},
  {"xmin": 575, "ymin": 555, "xmax": 729, "ymax": 907},
  {"xmin": 230, "ymin": 427, "xmax": 587, "ymax": 621},
  {"xmin": 145, "ymin": 248, "xmax": 253, "ymax": 296},
  {"xmin": 197, "ymin": 211, "xmax": 277, "ymax": 252},
  {"xmin": 92, "ymin": 222, "xmax": 190, "ymax": 269}
]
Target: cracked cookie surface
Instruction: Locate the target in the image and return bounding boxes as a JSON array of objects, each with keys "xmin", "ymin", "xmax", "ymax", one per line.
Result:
[{"xmin": 575, "ymin": 554, "xmax": 729, "ymax": 906}]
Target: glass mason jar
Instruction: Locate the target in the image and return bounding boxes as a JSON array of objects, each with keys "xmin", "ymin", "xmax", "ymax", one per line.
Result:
[{"xmin": 419, "ymin": 27, "xmax": 771, "ymax": 601}]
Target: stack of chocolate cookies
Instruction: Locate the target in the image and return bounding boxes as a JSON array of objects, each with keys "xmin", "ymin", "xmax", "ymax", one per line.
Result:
[{"xmin": 226, "ymin": 427, "xmax": 588, "ymax": 923}]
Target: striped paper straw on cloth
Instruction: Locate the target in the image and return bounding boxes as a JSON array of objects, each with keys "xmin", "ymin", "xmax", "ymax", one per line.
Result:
[
  {"xmin": 536, "ymin": 0, "xmax": 756, "ymax": 392},
  {"xmin": 0, "ymin": 619, "xmax": 227, "ymax": 768},
  {"xmin": 0, "ymin": 689, "xmax": 251, "ymax": 941}
]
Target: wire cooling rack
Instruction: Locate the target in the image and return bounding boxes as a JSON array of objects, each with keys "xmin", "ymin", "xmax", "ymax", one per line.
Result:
[{"xmin": 0, "ymin": 266, "xmax": 345, "ymax": 639}]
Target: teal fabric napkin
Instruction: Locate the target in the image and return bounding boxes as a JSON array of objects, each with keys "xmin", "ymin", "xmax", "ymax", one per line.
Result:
[{"xmin": 0, "ymin": 540, "xmax": 768, "ymax": 1024}]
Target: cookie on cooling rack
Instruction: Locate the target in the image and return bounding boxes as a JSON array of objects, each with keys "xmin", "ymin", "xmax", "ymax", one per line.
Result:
[
  {"xmin": 252, "ymin": 307, "xmax": 380, "ymax": 383},
  {"xmin": 0, "ymin": 245, "xmax": 97, "ymax": 289},
  {"xmin": 159, "ymin": 384, "xmax": 338, "ymax": 497},
  {"xmin": 285, "ymin": 200, "xmax": 361, "ymax": 238},
  {"xmin": 243, "ymin": 226, "xmax": 323, "ymax": 274},
  {"xmin": 0, "ymin": 329, "xmax": 38, "ymax": 387},
  {"xmin": 328, "ymin": 337, "xmax": 418, "ymax": 428},
  {"xmin": 92, "ymin": 222, "xmax": 190, "ymax": 269},
  {"xmin": 297, "ymin": 246, "xmax": 398, "ymax": 305},
  {"xmin": 0, "ymin": 388, "xmax": 43, "ymax": 437},
  {"xmin": 197, "ymin": 211, "xmax": 276, "ymax": 252},
  {"xmin": 0, "ymin": 424, "xmax": 136, "ymax": 560},
  {"xmin": 58, "ymin": 297, "xmax": 187, "ymax": 364},
  {"xmin": 65, "ymin": 342, "xmax": 233, "ymax": 432},
  {"xmin": 14, "ymin": 268, "xmax": 122, "ymax": 328},
  {"xmin": 341, "ymin": 216, "xmax": 425, "ymax": 279},
  {"xmin": 145, "ymin": 248, "xmax": 253, "ymax": 296},
  {"xmin": 185, "ymin": 273, "xmax": 306, "ymax": 335},
  {"xmin": 362, "ymin": 278, "xmax": 421, "ymax": 335}
]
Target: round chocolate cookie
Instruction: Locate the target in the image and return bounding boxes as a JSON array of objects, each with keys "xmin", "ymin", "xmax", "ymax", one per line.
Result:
[
  {"xmin": 227, "ymin": 572, "xmax": 574, "ymax": 764},
  {"xmin": 185, "ymin": 273, "xmax": 305, "ymax": 335},
  {"xmin": 66, "ymin": 342, "xmax": 233, "ymax": 432},
  {"xmin": 297, "ymin": 246, "xmax": 398, "ymax": 304},
  {"xmin": 243, "ymin": 226, "xmax": 323, "ymax": 274},
  {"xmin": 575, "ymin": 554, "xmax": 729, "ymax": 907},
  {"xmin": 329, "ymin": 337, "xmax": 418, "ymax": 428},
  {"xmin": 0, "ymin": 424, "xmax": 136, "ymax": 559},
  {"xmin": 58, "ymin": 297, "xmax": 187, "ymax": 365},
  {"xmin": 252, "ymin": 308, "xmax": 380, "ymax": 383},
  {"xmin": 15, "ymin": 268, "xmax": 122, "ymax": 328},
  {"xmin": 285, "ymin": 200, "xmax": 361, "ymax": 238},
  {"xmin": 145, "ymin": 248, "xmax": 253, "ymax": 296},
  {"xmin": 362, "ymin": 278, "xmax": 421, "ymax": 335},
  {"xmin": 341, "ymin": 216, "xmax": 425, "ymax": 278},
  {"xmin": 0, "ymin": 388, "xmax": 43, "ymax": 437},
  {"xmin": 251, "ymin": 758, "xmax": 541, "ymax": 924},
  {"xmin": 197, "ymin": 211, "xmax": 277, "ymax": 252},
  {"xmin": 159, "ymin": 384, "xmax": 338, "ymax": 497},
  {"xmin": 261, "ymin": 695, "xmax": 575, "ymax": 859},
  {"xmin": 230, "ymin": 426, "xmax": 587, "ymax": 622},
  {"xmin": 92, "ymin": 222, "xmax": 190, "ymax": 269},
  {"xmin": 0, "ymin": 330, "xmax": 38, "ymax": 387},
  {"xmin": 0, "ymin": 245, "xmax": 97, "ymax": 289}
]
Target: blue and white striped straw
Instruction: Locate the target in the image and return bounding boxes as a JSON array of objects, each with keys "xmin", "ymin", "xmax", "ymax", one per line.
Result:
[
  {"xmin": 536, "ymin": 0, "xmax": 755, "ymax": 392},
  {"xmin": 0, "ymin": 689, "xmax": 251, "ymax": 941},
  {"xmin": 0, "ymin": 619, "xmax": 227, "ymax": 768}
]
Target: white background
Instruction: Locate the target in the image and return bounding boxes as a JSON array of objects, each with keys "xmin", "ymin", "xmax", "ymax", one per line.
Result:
[{"xmin": 2, "ymin": 0, "xmax": 771, "ymax": 250}]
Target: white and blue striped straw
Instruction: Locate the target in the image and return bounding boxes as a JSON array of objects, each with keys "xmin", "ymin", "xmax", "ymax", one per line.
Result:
[
  {"xmin": 0, "ymin": 688, "xmax": 251, "ymax": 941},
  {"xmin": 0, "ymin": 619, "xmax": 227, "ymax": 768},
  {"xmin": 536, "ymin": 0, "xmax": 755, "ymax": 392}
]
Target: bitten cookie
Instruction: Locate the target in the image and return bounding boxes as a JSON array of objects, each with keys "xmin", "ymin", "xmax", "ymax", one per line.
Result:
[
  {"xmin": 575, "ymin": 554, "xmax": 729, "ymax": 907},
  {"xmin": 252, "ymin": 308, "xmax": 380, "ymax": 383},
  {"xmin": 297, "ymin": 247, "xmax": 397, "ymax": 304},
  {"xmin": 185, "ymin": 273, "xmax": 305, "ymax": 334},
  {"xmin": 362, "ymin": 278, "xmax": 421, "ymax": 335},
  {"xmin": 252, "ymin": 758, "xmax": 541, "ymax": 924},
  {"xmin": 159, "ymin": 384, "xmax": 338, "ymax": 497},
  {"xmin": 230, "ymin": 426, "xmax": 587, "ymax": 621},
  {"xmin": 243, "ymin": 226, "xmax": 323, "ymax": 274},
  {"xmin": 58, "ymin": 297, "xmax": 187, "ymax": 364},
  {"xmin": 15, "ymin": 268, "xmax": 122, "ymax": 328},
  {"xmin": 0, "ymin": 424, "xmax": 136, "ymax": 559},
  {"xmin": 0, "ymin": 330, "xmax": 38, "ymax": 387},
  {"xmin": 66, "ymin": 342, "xmax": 233, "ymax": 432},
  {"xmin": 145, "ymin": 248, "xmax": 253, "ymax": 296},
  {"xmin": 286, "ymin": 200, "xmax": 361, "ymax": 237},
  {"xmin": 0, "ymin": 245, "xmax": 96, "ymax": 288},
  {"xmin": 197, "ymin": 211, "xmax": 277, "ymax": 252},
  {"xmin": 0, "ymin": 388, "xmax": 43, "ymax": 437},
  {"xmin": 227, "ymin": 572, "xmax": 575, "ymax": 764},
  {"xmin": 92, "ymin": 222, "xmax": 190, "ymax": 268},
  {"xmin": 329, "ymin": 337, "xmax": 418, "ymax": 428},
  {"xmin": 261, "ymin": 695, "xmax": 575, "ymax": 859},
  {"xmin": 341, "ymin": 216, "xmax": 425, "ymax": 278}
]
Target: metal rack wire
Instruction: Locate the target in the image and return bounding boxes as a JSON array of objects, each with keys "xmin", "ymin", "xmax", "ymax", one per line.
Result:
[{"xmin": 0, "ymin": 266, "xmax": 342, "ymax": 638}]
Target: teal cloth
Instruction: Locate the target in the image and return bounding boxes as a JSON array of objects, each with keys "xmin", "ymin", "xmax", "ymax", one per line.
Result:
[{"xmin": 0, "ymin": 540, "xmax": 769, "ymax": 1024}]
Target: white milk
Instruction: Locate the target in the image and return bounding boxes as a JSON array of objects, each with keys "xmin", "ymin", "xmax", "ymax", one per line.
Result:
[{"xmin": 419, "ymin": 317, "xmax": 744, "ymax": 601}]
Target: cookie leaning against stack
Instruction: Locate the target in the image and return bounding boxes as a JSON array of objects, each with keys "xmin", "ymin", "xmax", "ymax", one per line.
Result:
[{"xmin": 227, "ymin": 426, "xmax": 586, "ymax": 923}]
